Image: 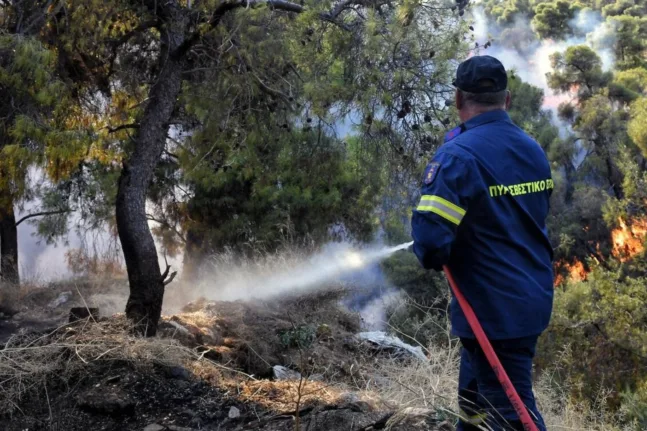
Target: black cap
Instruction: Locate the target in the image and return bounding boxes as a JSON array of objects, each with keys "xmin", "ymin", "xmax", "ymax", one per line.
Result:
[{"xmin": 453, "ymin": 55, "xmax": 508, "ymax": 93}]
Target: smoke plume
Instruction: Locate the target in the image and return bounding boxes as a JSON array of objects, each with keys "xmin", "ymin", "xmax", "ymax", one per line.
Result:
[{"xmin": 470, "ymin": 7, "xmax": 616, "ymax": 115}]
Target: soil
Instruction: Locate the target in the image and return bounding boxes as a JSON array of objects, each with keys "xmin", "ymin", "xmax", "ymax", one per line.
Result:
[{"xmin": 0, "ymin": 282, "xmax": 451, "ymax": 431}]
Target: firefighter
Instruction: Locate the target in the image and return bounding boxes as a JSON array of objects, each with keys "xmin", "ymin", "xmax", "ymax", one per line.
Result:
[{"xmin": 411, "ymin": 55, "xmax": 553, "ymax": 431}]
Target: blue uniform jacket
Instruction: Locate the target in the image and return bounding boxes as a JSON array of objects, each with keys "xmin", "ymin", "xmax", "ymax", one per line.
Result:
[{"xmin": 411, "ymin": 110, "xmax": 554, "ymax": 340}]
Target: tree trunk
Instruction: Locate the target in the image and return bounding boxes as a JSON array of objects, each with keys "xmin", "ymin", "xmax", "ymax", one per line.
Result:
[
  {"xmin": 116, "ymin": 21, "xmax": 186, "ymax": 336},
  {"xmin": 604, "ymin": 154, "xmax": 623, "ymax": 200},
  {"xmin": 0, "ymin": 204, "xmax": 19, "ymax": 285}
]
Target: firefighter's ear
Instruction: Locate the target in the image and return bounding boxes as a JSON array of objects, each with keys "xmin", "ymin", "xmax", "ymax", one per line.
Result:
[
  {"xmin": 504, "ymin": 90, "xmax": 512, "ymax": 111},
  {"xmin": 455, "ymin": 89, "xmax": 463, "ymax": 110}
]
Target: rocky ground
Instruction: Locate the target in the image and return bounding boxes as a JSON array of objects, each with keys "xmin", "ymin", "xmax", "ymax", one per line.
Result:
[{"xmin": 0, "ymin": 280, "xmax": 455, "ymax": 431}]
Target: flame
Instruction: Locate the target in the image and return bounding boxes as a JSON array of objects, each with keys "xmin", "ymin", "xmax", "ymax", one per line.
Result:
[
  {"xmin": 565, "ymin": 260, "xmax": 587, "ymax": 283},
  {"xmin": 554, "ymin": 258, "xmax": 589, "ymax": 286},
  {"xmin": 611, "ymin": 217, "xmax": 647, "ymax": 262},
  {"xmin": 554, "ymin": 217, "xmax": 647, "ymax": 286}
]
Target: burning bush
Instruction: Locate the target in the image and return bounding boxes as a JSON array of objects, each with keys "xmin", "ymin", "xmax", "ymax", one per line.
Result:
[{"xmin": 611, "ymin": 217, "xmax": 647, "ymax": 262}]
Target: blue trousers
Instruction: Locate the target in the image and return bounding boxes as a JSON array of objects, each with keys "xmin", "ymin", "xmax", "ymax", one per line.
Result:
[{"xmin": 457, "ymin": 335, "xmax": 546, "ymax": 431}]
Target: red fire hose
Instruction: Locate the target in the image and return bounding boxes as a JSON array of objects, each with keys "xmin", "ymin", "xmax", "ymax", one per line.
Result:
[{"xmin": 443, "ymin": 266, "xmax": 539, "ymax": 431}]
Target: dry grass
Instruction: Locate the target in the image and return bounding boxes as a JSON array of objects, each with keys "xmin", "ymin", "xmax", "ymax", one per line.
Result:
[
  {"xmin": 0, "ymin": 315, "xmax": 208, "ymax": 415},
  {"xmin": 0, "ymin": 280, "xmax": 38, "ymax": 312},
  {"xmin": 171, "ymin": 310, "xmax": 219, "ymax": 329},
  {"xmin": 0, "ymin": 277, "xmax": 129, "ymax": 321},
  {"xmin": 0, "ymin": 310, "xmax": 356, "ymax": 420},
  {"xmin": 366, "ymin": 341, "xmax": 631, "ymax": 430},
  {"xmin": 364, "ymin": 301, "xmax": 632, "ymax": 431},
  {"xmin": 361, "ymin": 340, "xmax": 460, "ymax": 420},
  {"xmin": 233, "ymin": 379, "xmax": 343, "ymax": 411},
  {"xmin": 534, "ymin": 371, "xmax": 631, "ymax": 431}
]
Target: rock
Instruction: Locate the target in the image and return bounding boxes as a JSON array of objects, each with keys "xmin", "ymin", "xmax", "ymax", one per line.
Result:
[
  {"xmin": 77, "ymin": 389, "xmax": 134, "ymax": 416},
  {"xmin": 166, "ymin": 320, "xmax": 191, "ymax": 335},
  {"xmin": 272, "ymin": 365, "xmax": 302, "ymax": 381},
  {"xmin": 228, "ymin": 406, "xmax": 241, "ymax": 419},
  {"xmin": 48, "ymin": 291, "xmax": 72, "ymax": 309},
  {"xmin": 143, "ymin": 425, "xmax": 165, "ymax": 431},
  {"xmin": 357, "ymin": 331, "xmax": 427, "ymax": 362}
]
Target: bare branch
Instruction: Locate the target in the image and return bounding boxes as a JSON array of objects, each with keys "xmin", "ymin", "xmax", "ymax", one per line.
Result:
[
  {"xmin": 161, "ymin": 261, "xmax": 171, "ymax": 281},
  {"xmin": 15, "ymin": 209, "xmax": 69, "ymax": 227},
  {"xmin": 146, "ymin": 213, "xmax": 187, "ymax": 243},
  {"xmin": 164, "ymin": 271, "xmax": 178, "ymax": 286}
]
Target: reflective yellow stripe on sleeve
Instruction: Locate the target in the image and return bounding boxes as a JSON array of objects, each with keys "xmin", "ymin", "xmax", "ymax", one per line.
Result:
[{"xmin": 416, "ymin": 195, "xmax": 466, "ymax": 225}]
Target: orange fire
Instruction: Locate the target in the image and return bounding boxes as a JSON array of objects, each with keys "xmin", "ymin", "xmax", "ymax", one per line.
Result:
[
  {"xmin": 611, "ymin": 217, "xmax": 647, "ymax": 262},
  {"xmin": 565, "ymin": 260, "xmax": 587, "ymax": 282},
  {"xmin": 554, "ymin": 259, "xmax": 588, "ymax": 286}
]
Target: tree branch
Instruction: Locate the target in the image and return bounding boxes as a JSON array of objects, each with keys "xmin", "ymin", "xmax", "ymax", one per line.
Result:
[
  {"xmin": 15, "ymin": 209, "xmax": 69, "ymax": 227},
  {"xmin": 161, "ymin": 254, "xmax": 178, "ymax": 286},
  {"xmin": 175, "ymin": 0, "xmax": 359, "ymax": 59},
  {"xmin": 164, "ymin": 270, "xmax": 178, "ymax": 286},
  {"xmin": 164, "ymin": 150, "xmax": 179, "ymax": 160},
  {"xmin": 107, "ymin": 123, "xmax": 140, "ymax": 134},
  {"xmin": 146, "ymin": 213, "xmax": 187, "ymax": 243}
]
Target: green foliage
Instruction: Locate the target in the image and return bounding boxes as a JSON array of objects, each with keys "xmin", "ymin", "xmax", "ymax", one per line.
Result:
[
  {"xmin": 483, "ymin": 0, "xmax": 534, "ymax": 24},
  {"xmin": 148, "ymin": 0, "xmax": 467, "ymax": 260},
  {"xmin": 278, "ymin": 325, "xmax": 316, "ymax": 349},
  {"xmin": 380, "ymin": 251, "xmax": 451, "ymax": 344},
  {"xmin": 609, "ymin": 15, "xmax": 647, "ymax": 70},
  {"xmin": 532, "ymin": 1, "xmax": 581, "ymax": 39},
  {"xmin": 0, "ymin": 35, "xmax": 69, "ymax": 208},
  {"xmin": 602, "ymin": 0, "xmax": 647, "ymax": 17},
  {"xmin": 540, "ymin": 266, "xmax": 647, "ymax": 417},
  {"xmin": 507, "ymin": 72, "xmax": 559, "ymax": 148},
  {"xmin": 628, "ymin": 97, "xmax": 647, "ymax": 158},
  {"xmin": 537, "ymin": 31, "xmax": 647, "ymax": 414},
  {"xmin": 182, "ymin": 128, "xmax": 379, "ymax": 254},
  {"xmin": 614, "ymin": 67, "xmax": 647, "ymax": 94},
  {"xmin": 547, "ymin": 45, "xmax": 611, "ymax": 101}
]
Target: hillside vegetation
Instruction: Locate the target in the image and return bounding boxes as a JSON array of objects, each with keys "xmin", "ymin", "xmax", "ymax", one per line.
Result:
[{"xmin": 0, "ymin": 0, "xmax": 646, "ymax": 429}]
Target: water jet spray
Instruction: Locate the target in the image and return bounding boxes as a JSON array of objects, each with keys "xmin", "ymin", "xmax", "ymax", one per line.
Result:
[{"xmin": 175, "ymin": 241, "xmax": 415, "ymax": 306}]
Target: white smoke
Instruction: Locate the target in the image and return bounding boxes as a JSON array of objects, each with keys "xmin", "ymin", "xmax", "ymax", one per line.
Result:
[{"xmin": 470, "ymin": 7, "xmax": 617, "ymax": 116}]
